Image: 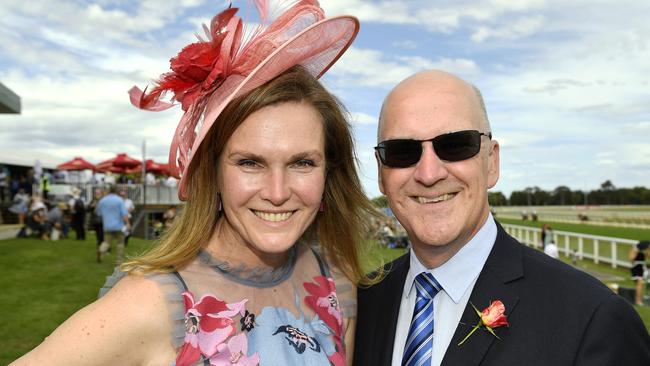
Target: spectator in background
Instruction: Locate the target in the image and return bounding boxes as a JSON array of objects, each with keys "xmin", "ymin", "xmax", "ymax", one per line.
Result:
[
  {"xmin": 104, "ymin": 172, "xmax": 116, "ymax": 185},
  {"xmin": 96, "ymin": 185, "xmax": 130, "ymax": 264},
  {"xmin": 162, "ymin": 205, "xmax": 176, "ymax": 230},
  {"xmin": 544, "ymin": 241, "xmax": 560, "ymax": 259},
  {"xmin": 40, "ymin": 174, "xmax": 51, "ymax": 202},
  {"xmin": 543, "ymin": 224, "xmax": 555, "ymax": 249},
  {"xmin": 47, "ymin": 202, "xmax": 68, "ymax": 241},
  {"xmin": 629, "ymin": 241, "xmax": 649, "ymax": 306},
  {"xmin": 88, "ymin": 188, "xmax": 105, "ymax": 255},
  {"xmin": 68, "ymin": 187, "xmax": 86, "ymax": 241},
  {"xmin": 118, "ymin": 189, "xmax": 135, "ymax": 246},
  {"xmin": 163, "ymin": 175, "xmax": 177, "ymax": 187},
  {"xmin": 27, "ymin": 201, "xmax": 49, "ymax": 240},
  {"xmin": 145, "ymin": 171, "xmax": 156, "ymax": 186},
  {"xmin": 88, "ymin": 188, "xmax": 104, "ymax": 262},
  {"xmin": 0, "ymin": 166, "xmax": 8, "ymax": 203},
  {"xmin": 9, "ymin": 176, "xmax": 20, "ymax": 200},
  {"xmin": 19, "ymin": 176, "xmax": 33, "ymax": 197},
  {"xmin": 9, "ymin": 188, "xmax": 30, "ymax": 234}
]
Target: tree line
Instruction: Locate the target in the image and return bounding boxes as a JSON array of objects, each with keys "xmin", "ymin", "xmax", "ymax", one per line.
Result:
[{"xmin": 488, "ymin": 180, "xmax": 650, "ymax": 206}]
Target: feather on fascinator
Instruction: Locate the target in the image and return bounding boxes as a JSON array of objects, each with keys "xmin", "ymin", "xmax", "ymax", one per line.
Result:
[{"xmin": 128, "ymin": 0, "xmax": 359, "ymax": 200}]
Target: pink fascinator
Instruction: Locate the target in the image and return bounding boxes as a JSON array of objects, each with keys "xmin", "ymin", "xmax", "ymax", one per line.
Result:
[{"xmin": 129, "ymin": 0, "xmax": 359, "ymax": 200}]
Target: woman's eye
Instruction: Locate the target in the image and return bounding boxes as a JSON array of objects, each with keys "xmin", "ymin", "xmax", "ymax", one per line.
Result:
[
  {"xmin": 237, "ymin": 159, "xmax": 258, "ymax": 167},
  {"xmin": 294, "ymin": 159, "xmax": 315, "ymax": 167}
]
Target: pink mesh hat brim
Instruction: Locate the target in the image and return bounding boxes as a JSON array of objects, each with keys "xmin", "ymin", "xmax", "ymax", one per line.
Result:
[{"xmin": 170, "ymin": 15, "xmax": 359, "ymax": 200}]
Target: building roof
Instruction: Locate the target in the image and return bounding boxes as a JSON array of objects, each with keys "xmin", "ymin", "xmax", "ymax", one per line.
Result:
[
  {"xmin": 0, "ymin": 82, "xmax": 21, "ymax": 114},
  {"xmin": 0, "ymin": 149, "xmax": 59, "ymax": 169}
]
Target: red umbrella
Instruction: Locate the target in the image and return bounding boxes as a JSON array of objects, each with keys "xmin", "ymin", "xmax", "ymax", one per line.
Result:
[
  {"xmin": 95, "ymin": 164, "xmax": 126, "ymax": 174},
  {"xmin": 145, "ymin": 159, "xmax": 169, "ymax": 175},
  {"xmin": 57, "ymin": 157, "xmax": 95, "ymax": 171},
  {"xmin": 97, "ymin": 153, "xmax": 141, "ymax": 169},
  {"xmin": 123, "ymin": 163, "xmax": 143, "ymax": 174}
]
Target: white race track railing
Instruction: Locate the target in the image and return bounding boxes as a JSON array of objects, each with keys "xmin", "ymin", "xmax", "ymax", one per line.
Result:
[{"xmin": 502, "ymin": 224, "xmax": 638, "ymax": 269}]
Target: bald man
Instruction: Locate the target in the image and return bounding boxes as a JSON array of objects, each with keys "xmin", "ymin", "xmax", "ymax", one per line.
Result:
[{"xmin": 353, "ymin": 70, "xmax": 649, "ymax": 366}]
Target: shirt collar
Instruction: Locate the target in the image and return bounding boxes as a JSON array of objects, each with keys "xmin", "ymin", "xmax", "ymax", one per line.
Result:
[{"xmin": 404, "ymin": 213, "xmax": 497, "ymax": 303}]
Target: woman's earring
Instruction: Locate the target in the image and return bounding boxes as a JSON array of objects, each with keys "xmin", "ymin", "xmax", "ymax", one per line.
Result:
[
  {"xmin": 319, "ymin": 201, "xmax": 325, "ymax": 212},
  {"xmin": 217, "ymin": 193, "xmax": 223, "ymax": 212}
]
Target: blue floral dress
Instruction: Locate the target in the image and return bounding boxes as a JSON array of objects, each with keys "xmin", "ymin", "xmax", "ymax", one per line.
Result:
[{"xmin": 99, "ymin": 242, "xmax": 355, "ymax": 366}]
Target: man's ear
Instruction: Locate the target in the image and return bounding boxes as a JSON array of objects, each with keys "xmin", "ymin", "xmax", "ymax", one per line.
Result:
[
  {"xmin": 487, "ymin": 140, "xmax": 500, "ymax": 189},
  {"xmin": 375, "ymin": 151, "xmax": 386, "ymax": 194}
]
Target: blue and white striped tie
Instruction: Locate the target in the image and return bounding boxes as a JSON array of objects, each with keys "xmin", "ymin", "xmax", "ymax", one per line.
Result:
[{"xmin": 402, "ymin": 272, "xmax": 442, "ymax": 366}]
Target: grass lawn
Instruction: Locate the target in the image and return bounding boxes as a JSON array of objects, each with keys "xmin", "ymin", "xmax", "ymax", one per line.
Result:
[
  {"xmin": 1, "ymin": 234, "xmax": 648, "ymax": 364},
  {"xmin": 0, "ymin": 234, "xmax": 154, "ymax": 364},
  {"xmin": 496, "ymin": 217, "xmax": 650, "ymax": 241}
]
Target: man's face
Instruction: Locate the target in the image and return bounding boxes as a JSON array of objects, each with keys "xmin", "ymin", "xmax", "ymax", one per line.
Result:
[{"xmin": 377, "ymin": 73, "xmax": 499, "ymax": 257}]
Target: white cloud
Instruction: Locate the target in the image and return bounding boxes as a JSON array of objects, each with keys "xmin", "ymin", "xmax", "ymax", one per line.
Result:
[
  {"xmin": 350, "ymin": 112, "xmax": 378, "ymax": 125},
  {"xmin": 332, "ymin": 47, "xmax": 479, "ymax": 87},
  {"xmin": 471, "ymin": 15, "xmax": 545, "ymax": 42}
]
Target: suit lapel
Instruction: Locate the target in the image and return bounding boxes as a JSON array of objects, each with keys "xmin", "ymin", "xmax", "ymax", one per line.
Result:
[
  {"xmin": 441, "ymin": 223, "xmax": 523, "ymax": 366},
  {"xmin": 373, "ymin": 254, "xmax": 410, "ymax": 366}
]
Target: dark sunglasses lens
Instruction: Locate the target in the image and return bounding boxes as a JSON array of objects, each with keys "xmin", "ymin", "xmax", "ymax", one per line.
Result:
[
  {"xmin": 434, "ymin": 130, "xmax": 481, "ymax": 161},
  {"xmin": 380, "ymin": 140, "xmax": 422, "ymax": 167}
]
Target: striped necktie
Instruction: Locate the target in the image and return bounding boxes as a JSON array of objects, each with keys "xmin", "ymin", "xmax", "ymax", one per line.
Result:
[{"xmin": 402, "ymin": 272, "xmax": 442, "ymax": 366}]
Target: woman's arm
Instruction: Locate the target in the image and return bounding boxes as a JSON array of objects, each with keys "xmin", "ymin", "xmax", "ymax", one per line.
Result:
[
  {"xmin": 10, "ymin": 274, "xmax": 176, "ymax": 366},
  {"xmin": 629, "ymin": 248, "xmax": 639, "ymax": 262}
]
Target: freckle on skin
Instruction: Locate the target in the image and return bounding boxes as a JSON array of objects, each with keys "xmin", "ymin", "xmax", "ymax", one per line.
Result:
[{"xmin": 87, "ymin": 332, "xmax": 90, "ymax": 336}]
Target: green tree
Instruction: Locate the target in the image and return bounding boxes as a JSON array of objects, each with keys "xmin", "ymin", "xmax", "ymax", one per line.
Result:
[
  {"xmin": 488, "ymin": 191, "xmax": 508, "ymax": 206},
  {"xmin": 371, "ymin": 195, "xmax": 388, "ymax": 208}
]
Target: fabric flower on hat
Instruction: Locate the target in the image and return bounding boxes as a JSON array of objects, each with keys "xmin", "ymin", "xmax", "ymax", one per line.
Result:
[
  {"xmin": 129, "ymin": 8, "xmax": 239, "ymax": 112},
  {"xmin": 176, "ymin": 291, "xmax": 248, "ymax": 366}
]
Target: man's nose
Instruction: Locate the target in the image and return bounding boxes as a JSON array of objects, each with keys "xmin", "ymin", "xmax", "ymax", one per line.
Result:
[{"xmin": 412, "ymin": 143, "xmax": 449, "ymax": 186}]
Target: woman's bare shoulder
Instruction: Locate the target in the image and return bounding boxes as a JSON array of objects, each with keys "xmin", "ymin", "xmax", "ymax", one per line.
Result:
[{"xmin": 10, "ymin": 273, "xmax": 176, "ymax": 366}]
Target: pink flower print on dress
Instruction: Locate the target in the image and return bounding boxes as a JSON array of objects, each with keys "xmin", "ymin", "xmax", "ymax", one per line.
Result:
[
  {"xmin": 304, "ymin": 276, "xmax": 342, "ymax": 334},
  {"xmin": 303, "ymin": 276, "xmax": 345, "ymax": 366},
  {"xmin": 210, "ymin": 333, "xmax": 260, "ymax": 366},
  {"xmin": 176, "ymin": 291, "xmax": 248, "ymax": 366}
]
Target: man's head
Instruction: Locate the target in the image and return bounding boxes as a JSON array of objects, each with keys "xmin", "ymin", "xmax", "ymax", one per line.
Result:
[{"xmin": 376, "ymin": 70, "xmax": 500, "ymax": 267}]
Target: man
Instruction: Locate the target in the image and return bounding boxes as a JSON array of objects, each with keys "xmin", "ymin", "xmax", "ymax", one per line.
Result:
[
  {"xmin": 118, "ymin": 189, "xmax": 135, "ymax": 246},
  {"xmin": 88, "ymin": 188, "xmax": 105, "ymax": 254},
  {"xmin": 96, "ymin": 185, "xmax": 130, "ymax": 264},
  {"xmin": 354, "ymin": 70, "xmax": 649, "ymax": 365},
  {"xmin": 68, "ymin": 187, "xmax": 86, "ymax": 240}
]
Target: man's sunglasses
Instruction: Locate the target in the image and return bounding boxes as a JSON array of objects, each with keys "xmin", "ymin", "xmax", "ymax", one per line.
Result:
[{"xmin": 375, "ymin": 130, "xmax": 492, "ymax": 168}]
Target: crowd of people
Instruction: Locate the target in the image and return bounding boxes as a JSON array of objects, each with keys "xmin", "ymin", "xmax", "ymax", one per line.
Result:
[{"xmin": 6, "ymin": 181, "xmax": 180, "ymax": 265}]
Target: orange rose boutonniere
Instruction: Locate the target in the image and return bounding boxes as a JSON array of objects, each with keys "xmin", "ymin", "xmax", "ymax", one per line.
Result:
[{"xmin": 458, "ymin": 300, "xmax": 509, "ymax": 346}]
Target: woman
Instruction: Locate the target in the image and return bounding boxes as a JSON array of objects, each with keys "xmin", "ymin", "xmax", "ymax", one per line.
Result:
[
  {"xmin": 629, "ymin": 241, "xmax": 649, "ymax": 306},
  {"xmin": 11, "ymin": 2, "xmax": 372, "ymax": 365}
]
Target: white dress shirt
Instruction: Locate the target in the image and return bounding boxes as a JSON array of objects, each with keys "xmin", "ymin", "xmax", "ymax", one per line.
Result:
[{"xmin": 391, "ymin": 214, "xmax": 497, "ymax": 366}]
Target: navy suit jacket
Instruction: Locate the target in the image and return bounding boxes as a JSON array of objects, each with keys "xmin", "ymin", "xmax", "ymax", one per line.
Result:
[{"xmin": 353, "ymin": 222, "xmax": 650, "ymax": 365}]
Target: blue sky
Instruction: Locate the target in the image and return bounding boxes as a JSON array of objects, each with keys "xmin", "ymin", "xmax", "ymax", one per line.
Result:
[{"xmin": 1, "ymin": 0, "xmax": 649, "ymax": 198}]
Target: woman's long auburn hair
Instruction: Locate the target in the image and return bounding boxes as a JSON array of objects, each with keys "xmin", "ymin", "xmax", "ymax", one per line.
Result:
[{"xmin": 122, "ymin": 66, "xmax": 379, "ymax": 285}]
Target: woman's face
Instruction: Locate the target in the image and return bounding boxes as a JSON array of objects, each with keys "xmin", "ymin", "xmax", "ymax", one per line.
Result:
[{"xmin": 217, "ymin": 101, "xmax": 326, "ymax": 264}]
